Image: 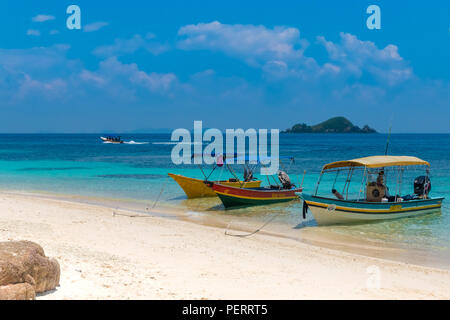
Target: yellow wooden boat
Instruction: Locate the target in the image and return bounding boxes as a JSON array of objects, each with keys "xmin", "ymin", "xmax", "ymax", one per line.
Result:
[{"xmin": 168, "ymin": 173, "xmax": 261, "ymax": 199}]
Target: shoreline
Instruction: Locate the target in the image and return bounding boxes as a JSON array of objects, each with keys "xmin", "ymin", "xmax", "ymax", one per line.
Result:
[
  {"xmin": 2, "ymin": 188, "xmax": 450, "ymax": 270},
  {"xmin": 1, "ymin": 191, "xmax": 450, "ymax": 299}
]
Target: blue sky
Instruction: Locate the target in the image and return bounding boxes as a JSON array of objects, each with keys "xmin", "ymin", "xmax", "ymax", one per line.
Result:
[{"xmin": 0, "ymin": 0, "xmax": 449, "ymax": 133}]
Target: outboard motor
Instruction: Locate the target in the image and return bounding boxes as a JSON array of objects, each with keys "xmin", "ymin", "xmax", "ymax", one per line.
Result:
[
  {"xmin": 414, "ymin": 176, "xmax": 431, "ymax": 196},
  {"xmin": 243, "ymin": 168, "xmax": 254, "ymax": 182},
  {"xmin": 278, "ymin": 170, "xmax": 293, "ymax": 189}
]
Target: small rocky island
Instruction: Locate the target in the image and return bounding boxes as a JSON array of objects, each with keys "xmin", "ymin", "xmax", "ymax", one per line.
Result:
[{"xmin": 282, "ymin": 116, "xmax": 377, "ymax": 133}]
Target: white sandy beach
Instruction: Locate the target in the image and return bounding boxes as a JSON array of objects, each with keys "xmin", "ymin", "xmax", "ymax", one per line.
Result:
[{"xmin": 0, "ymin": 191, "xmax": 449, "ymax": 300}]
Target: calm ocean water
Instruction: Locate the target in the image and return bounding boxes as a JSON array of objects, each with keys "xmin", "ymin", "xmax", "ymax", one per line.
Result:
[{"xmin": 0, "ymin": 133, "xmax": 449, "ymax": 263}]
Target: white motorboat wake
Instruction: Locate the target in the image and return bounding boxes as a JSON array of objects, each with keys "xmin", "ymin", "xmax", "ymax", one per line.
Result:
[
  {"xmin": 124, "ymin": 140, "xmax": 149, "ymax": 145},
  {"xmin": 100, "ymin": 137, "xmax": 148, "ymax": 144}
]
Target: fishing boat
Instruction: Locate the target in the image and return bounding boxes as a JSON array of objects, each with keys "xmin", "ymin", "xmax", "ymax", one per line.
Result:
[
  {"xmin": 299, "ymin": 156, "xmax": 444, "ymax": 225},
  {"xmin": 168, "ymin": 154, "xmax": 262, "ymax": 199},
  {"xmin": 212, "ymin": 155, "xmax": 302, "ymax": 208},
  {"xmin": 213, "ymin": 179, "xmax": 302, "ymax": 208},
  {"xmin": 100, "ymin": 136, "xmax": 124, "ymax": 144},
  {"xmin": 168, "ymin": 173, "xmax": 261, "ymax": 198}
]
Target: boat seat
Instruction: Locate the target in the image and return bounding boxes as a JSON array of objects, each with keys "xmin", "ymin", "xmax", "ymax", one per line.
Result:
[
  {"xmin": 385, "ymin": 196, "xmax": 401, "ymax": 202},
  {"xmin": 401, "ymin": 195, "xmax": 415, "ymax": 201},
  {"xmin": 385, "ymin": 195, "xmax": 420, "ymax": 202}
]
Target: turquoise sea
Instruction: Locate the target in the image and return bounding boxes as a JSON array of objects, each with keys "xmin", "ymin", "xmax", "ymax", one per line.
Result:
[{"xmin": 0, "ymin": 133, "xmax": 449, "ymax": 266}]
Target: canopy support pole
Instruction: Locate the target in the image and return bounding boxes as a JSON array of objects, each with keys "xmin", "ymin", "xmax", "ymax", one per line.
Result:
[
  {"xmin": 332, "ymin": 170, "xmax": 340, "ymax": 189},
  {"xmin": 395, "ymin": 167, "xmax": 400, "ymax": 202},
  {"xmin": 342, "ymin": 167, "xmax": 353, "ymax": 199},
  {"xmin": 314, "ymin": 170, "xmax": 324, "ymax": 196},
  {"xmin": 358, "ymin": 167, "xmax": 367, "ymax": 201},
  {"xmin": 345, "ymin": 167, "xmax": 354, "ymax": 200},
  {"xmin": 399, "ymin": 167, "xmax": 404, "ymax": 198}
]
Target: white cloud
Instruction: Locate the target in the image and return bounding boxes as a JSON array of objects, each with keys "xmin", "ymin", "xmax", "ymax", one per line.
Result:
[
  {"xmin": 192, "ymin": 69, "xmax": 215, "ymax": 79},
  {"xmin": 49, "ymin": 30, "xmax": 59, "ymax": 35},
  {"xmin": 0, "ymin": 45, "xmax": 73, "ymax": 73},
  {"xmin": 93, "ymin": 34, "xmax": 169, "ymax": 57},
  {"xmin": 32, "ymin": 14, "xmax": 55, "ymax": 22},
  {"xmin": 178, "ymin": 21, "xmax": 307, "ymax": 65},
  {"xmin": 97, "ymin": 57, "xmax": 177, "ymax": 92},
  {"xmin": 178, "ymin": 21, "xmax": 321, "ymax": 80},
  {"xmin": 0, "ymin": 45, "xmax": 78, "ymax": 102},
  {"xmin": 178, "ymin": 22, "xmax": 413, "ymax": 86},
  {"xmin": 0, "ymin": 44, "xmax": 177, "ymax": 106},
  {"xmin": 79, "ymin": 70, "xmax": 106, "ymax": 86},
  {"xmin": 16, "ymin": 75, "xmax": 67, "ymax": 100},
  {"xmin": 83, "ymin": 22, "xmax": 109, "ymax": 32},
  {"xmin": 26, "ymin": 29, "xmax": 41, "ymax": 36},
  {"xmin": 317, "ymin": 32, "xmax": 413, "ymax": 85}
]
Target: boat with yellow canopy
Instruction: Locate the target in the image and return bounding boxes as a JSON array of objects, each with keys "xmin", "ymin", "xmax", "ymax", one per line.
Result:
[
  {"xmin": 298, "ymin": 155, "xmax": 444, "ymax": 225},
  {"xmin": 169, "ymin": 153, "xmax": 261, "ymax": 199}
]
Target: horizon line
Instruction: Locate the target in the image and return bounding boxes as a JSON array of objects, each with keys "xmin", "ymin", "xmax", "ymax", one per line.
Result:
[{"xmin": 0, "ymin": 132, "xmax": 449, "ymax": 135}]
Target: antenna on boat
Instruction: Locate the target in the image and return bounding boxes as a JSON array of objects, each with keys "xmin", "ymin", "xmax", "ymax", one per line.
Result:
[{"xmin": 384, "ymin": 125, "xmax": 392, "ymax": 155}]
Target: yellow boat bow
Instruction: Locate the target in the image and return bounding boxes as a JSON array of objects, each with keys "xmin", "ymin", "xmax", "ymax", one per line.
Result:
[{"xmin": 168, "ymin": 173, "xmax": 261, "ymax": 198}]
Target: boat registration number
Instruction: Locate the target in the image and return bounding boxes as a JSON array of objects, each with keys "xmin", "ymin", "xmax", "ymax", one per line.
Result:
[{"xmin": 390, "ymin": 205, "xmax": 402, "ymax": 211}]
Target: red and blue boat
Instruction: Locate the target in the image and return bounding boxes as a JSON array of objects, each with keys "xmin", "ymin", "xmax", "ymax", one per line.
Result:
[
  {"xmin": 212, "ymin": 169, "xmax": 302, "ymax": 208},
  {"xmin": 213, "ymin": 183, "xmax": 302, "ymax": 208}
]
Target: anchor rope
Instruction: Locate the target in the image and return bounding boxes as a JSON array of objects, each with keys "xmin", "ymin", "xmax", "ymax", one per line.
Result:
[
  {"xmin": 112, "ymin": 211, "xmax": 151, "ymax": 218},
  {"xmin": 112, "ymin": 176, "xmax": 170, "ymax": 218},
  {"xmin": 224, "ymin": 198, "xmax": 301, "ymax": 238},
  {"xmin": 224, "ymin": 211, "xmax": 283, "ymax": 238},
  {"xmin": 149, "ymin": 175, "xmax": 170, "ymax": 210}
]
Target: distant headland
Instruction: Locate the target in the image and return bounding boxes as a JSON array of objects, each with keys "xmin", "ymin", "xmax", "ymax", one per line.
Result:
[{"xmin": 282, "ymin": 117, "xmax": 377, "ymax": 134}]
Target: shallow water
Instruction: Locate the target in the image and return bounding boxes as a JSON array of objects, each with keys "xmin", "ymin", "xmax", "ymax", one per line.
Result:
[{"xmin": 0, "ymin": 133, "xmax": 449, "ymax": 266}]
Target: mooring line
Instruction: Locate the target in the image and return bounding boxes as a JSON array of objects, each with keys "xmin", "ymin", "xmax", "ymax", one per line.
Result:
[
  {"xmin": 147, "ymin": 176, "xmax": 170, "ymax": 210},
  {"xmin": 113, "ymin": 176, "xmax": 170, "ymax": 218},
  {"xmin": 224, "ymin": 211, "xmax": 283, "ymax": 238},
  {"xmin": 112, "ymin": 210, "xmax": 150, "ymax": 218},
  {"xmin": 224, "ymin": 197, "xmax": 303, "ymax": 237}
]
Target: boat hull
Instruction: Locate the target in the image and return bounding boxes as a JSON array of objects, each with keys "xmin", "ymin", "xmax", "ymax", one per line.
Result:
[
  {"xmin": 213, "ymin": 183, "xmax": 302, "ymax": 208},
  {"xmin": 168, "ymin": 173, "xmax": 261, "ymax": 199},
  {"xmin": 300, "ymin": 194, "xmax": 444, "ymax": 225},
  {"xmin": 100, "ymin": 137, "xmax": 123, "ymax": 144}
]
